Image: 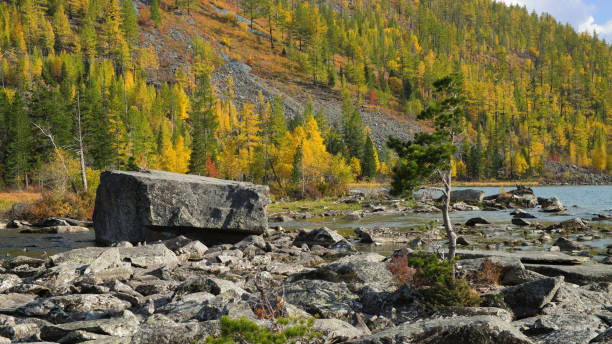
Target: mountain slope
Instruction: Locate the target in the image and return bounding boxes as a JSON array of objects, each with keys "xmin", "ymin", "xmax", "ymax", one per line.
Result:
[{"xmin": 0, "ymin": 0, "xmax": 610, "ymax": 193}]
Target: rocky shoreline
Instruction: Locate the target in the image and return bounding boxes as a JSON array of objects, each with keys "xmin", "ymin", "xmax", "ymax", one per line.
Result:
[
  {"xmin": 1, "ymin": 182, "xmax": 611, "ymax": 343},
  {"xmin": 0, "ymin": 219, "xmax": 611, "ymax": 343}
]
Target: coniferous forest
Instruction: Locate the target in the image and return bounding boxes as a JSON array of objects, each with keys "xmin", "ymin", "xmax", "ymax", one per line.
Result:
[{"xmin": 0, "ymin": 0, "xmax": 610, "ymax": 199}]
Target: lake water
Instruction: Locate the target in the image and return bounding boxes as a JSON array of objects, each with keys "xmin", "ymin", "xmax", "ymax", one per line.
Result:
[
  {"xmin": 275, "ymin": 185, "xmax": 612, "ymax": 256},
  {"xmin": 1, "ymin": 185, "xmax": 611, "ymax": 258}
]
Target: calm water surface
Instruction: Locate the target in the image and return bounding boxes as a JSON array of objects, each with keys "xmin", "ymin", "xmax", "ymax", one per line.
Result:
[
  {"xmin": 1, "ymin": 186, "xmax": 610, "ymax": 258},
  {"xmin": 277, "ymin": 185, "xmax": 612, "ymax": 255}
]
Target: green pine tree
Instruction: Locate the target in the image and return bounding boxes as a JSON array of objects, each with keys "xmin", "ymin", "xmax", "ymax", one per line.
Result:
[
  {"xmin": 189, "ymin": 70, "xmax": 219, "ymax": 175},
  {"xmin": 5, "ymin": 94, "xmax": 32, "ymax": 186},
  {"xmin": 151, "ymin": 0, "xmax": 162, "ymax": 28},
  {"xmin": 120, "ymin": 0, "xmax": 138, "ymax": 46},
  {"xmin": 361, "ymin": 134, "xmax": 377, "ymax": 179},
  {"xmin": 388, "ymin": 74, "xmax": 466, "ymax": 259}
]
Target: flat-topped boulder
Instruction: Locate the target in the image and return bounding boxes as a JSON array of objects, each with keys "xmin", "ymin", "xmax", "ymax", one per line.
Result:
[{"xmin": 93, "ymin": 170, "xmax": 270, "ymax": 245}]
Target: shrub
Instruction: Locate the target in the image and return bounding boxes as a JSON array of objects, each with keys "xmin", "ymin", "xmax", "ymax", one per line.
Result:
[
  {"xmin": 388, "ymin": 248, "xmax": 417, "ymax": 286},
  {"xmin": 205, "ymin": 316, "xmax": 323, "ymax": 344},
  {"xmin": 405, "ymin": 253, "xmax": 454, "ymax": 286},
  {"xmin": 221, "ymin": 12, "xmax": 238, "ymax": 25},
  {"xmin": 388, "ymin": 252, "xmax": 481, "ymax": 312},
  {"xmin": 474, "ymin": 259, "xmax": 504, "ymax": 286},
  {"xmin": 419, "ymin": 276, "xmax": 481, "ymax": 311},
  {"xmin": 24, "ymin": 191, "xmax": 95, "ymax": 222}
]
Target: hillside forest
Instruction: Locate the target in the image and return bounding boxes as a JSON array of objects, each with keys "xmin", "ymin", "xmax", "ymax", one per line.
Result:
[{"xmin": 0, "ymin": 0, "xmax": 610, "ymax": 201}]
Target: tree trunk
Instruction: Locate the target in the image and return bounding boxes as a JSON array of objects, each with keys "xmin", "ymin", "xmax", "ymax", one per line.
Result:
[
  {"xmin": 268, "ymin": 14, "xmax": 274, "ymax": 50},
  {"xmin": 77, "ymin": 91, "xmax": 88, "ymax": 193},
  {"xmin": 442, "ymin": 172, "xmax": 457, "ymax": 260}
]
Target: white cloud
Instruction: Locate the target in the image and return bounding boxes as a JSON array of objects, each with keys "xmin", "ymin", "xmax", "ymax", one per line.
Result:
[
  {"xmin": 579, "ymin": 16, "xmax": 612, "ymax": 40},
  {"xmin": 496, "ymin": 0, "xmax": 612, "ymax": 41}
]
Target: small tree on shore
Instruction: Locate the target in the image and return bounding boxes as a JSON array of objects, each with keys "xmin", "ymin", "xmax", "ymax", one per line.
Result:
[{"xmin": 387, "ymin": 74, "xmax": 466, "ymax": 259}]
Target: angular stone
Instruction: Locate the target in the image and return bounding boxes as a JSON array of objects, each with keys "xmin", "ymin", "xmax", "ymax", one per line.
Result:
[
  {"xmin": 512, "ymin": 218, "xmax": 531, "ymax": 227},
  {"xmin": 447, "ymin": 189, "xmax": 485, "ymax": 203},
  {"xmin": 516, "ymin": 313, "xmax": 606, "ymax": 344},
  {"xmin": 93, "ymin": 170, "xmax": 270, "ymax": 245},
  {"xmin": 501, "ymin": 276, "xmax": 564, "ymax": 318},
  {"xmin": 312, "ymin": 318, "xmax": 370, "ymax": 342},
  {"xmin": 452, "ymin": 202, "xmax": 480, "ymax": 211},
  {"xmin": 525, "ymin": 263, "xmax": 612, "ymax": 285},
  {"xmin": 16, "ymin": 294, "xmax": 131, "ymax": 322},
  {"xmin": 0, "ymin": 322, "xmax": 39, "ymax": 340},
  {"xmin": 0, "ymin": 294, "xmax": 37, "ymax": 313},
  {"xmin": 450, "ymin": 249, "xmax": 589, "ymax": 265},
  {"xmin": 544, "ymin": 218, "xmax": 590, "ymax": 231},
  {"xmin": 465, "ymin": 217, "xmax": 491, "ymax": 226},
  {"xmin": 553, "ymin": 237, "xmax": 586, "ymax": 251},
  {"xmin": 130, "ymin": 314, "xmax": 201, "ymax": 344},
  {"xmin": 510, "ymin": 209, "xmax": 537, "ymax": 219},
  {"xmin": 40, "ymin": 312, "xmax": 139, "ymax": 341},
  {"xmin": 19, "ymin": 226, "xmax": 89, "ymax": 234},
  {"xmin": 292, "ymin": 227, "xmax": 345, "ymax": 248},
  {"xmin": 0, "ymin": 274, "xmax": 20, "ymax": 293},
  {"xmin": 351, "ymin": 315, "xmax": 532, "ymax": 344},
  {"xmin": 538, "ymin": 196, "xmax": 564, "ymax": 209},
  {"xmin": 282, "ymin": 279, "xmax": 360, "ymax": 320}
]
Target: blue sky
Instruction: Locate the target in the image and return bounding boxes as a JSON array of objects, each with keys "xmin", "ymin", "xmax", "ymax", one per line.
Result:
[{"xmin": 498, "ymin": 0, "xmax": 612, "ymax": 42}]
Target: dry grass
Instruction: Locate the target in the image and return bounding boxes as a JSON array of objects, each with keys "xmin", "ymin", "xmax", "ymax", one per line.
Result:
[{"xmin": 0, "ymin": 191, "xmax": 42, "ymax": 213}]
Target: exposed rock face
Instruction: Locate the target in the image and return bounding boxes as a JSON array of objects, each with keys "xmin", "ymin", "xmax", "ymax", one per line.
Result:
[{"xmin": 93, "ymin": 170, "xmax": 271, "ymax": 245}]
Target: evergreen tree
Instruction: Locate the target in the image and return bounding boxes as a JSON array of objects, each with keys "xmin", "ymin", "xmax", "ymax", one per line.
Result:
[
  {"xmin": 341, "ymin": 89, "xmax": 365, "ymax": 159},
  {"xmin": 5, "ymin": 94, "xmax": 32, "ymax": 186},
  {"xmin": 361, "ymin": 134, "xmax": 378, "ymax": 179},
  {"xmin": 388, "ymin": 74, "xmax": 466, "ymax": 259},
  {"xmin": 189, "ymin": 70, "xmax": 219, "ymax": 175},
  {"xmin": 120, "ymin": 0, "xmax": 138, "ymax": 47},
  {"xmin": 151, "ymin": 0, "xmax": 162, "ymax": 28}
]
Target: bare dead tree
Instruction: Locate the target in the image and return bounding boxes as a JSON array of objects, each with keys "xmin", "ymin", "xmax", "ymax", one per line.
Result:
[
  {"xmin": 76, "ymin": 90, "xmax": 88, "ymax": 192},
  {"xmin": 32, "ymin": 122, "xmax": 79, "ymax": 194}
]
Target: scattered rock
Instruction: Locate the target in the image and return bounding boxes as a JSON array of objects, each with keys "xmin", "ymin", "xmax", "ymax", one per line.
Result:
[
  {"xmin": 456, "ymin": 236, "xmax": 471, "ymax": 246},
  {"xmin": 516, "ymin": 313, "xmax": 606, "ymax": 343},
  {"xmin": 511, "ymin": 218, "xmax": 531, "ymax": 227},
  {"xmin": 312, "ymin": 318, "xmax": 370, "ymax": 342},
  {"xmin": 0, "ymin": 274, "xmax": 21, "ymax": 293},
  {"xmin": 412, "ymin": 204, "xmax": 440, "ymax": 213},
  {"xmin": 544, "ymin": 218, "xmax": 590, "ymax": 231},
  {"xmin": 20, "ymin": 225, "xmax": 90, "ymax": 234},
  {"xmin": 465, "ymin": 217, "xmax": 491, "ymax": 226},
  {"xmin": 510, "ymin": 209, "xmax": 537, "ymax": 219},
  {"xmin": 293, "ymin": 227, "xmax": 345, "ymax": 248},
  {"xmin": 538, "ymin": 196, "xmax": 564, "ymax": 209},
  {"xmin": 40, "ymin": 312, "xmax": 139, "ymax": 341},
  {"xmin": 452, "ymin": 202, "xmax": 480, "ymax": 211},
  {"xmin": 591, "ymin": 214, "xmax": 612, "ymax": 221},
  {"xmin": 351, "ymin": 315, "xmax": 532, "ymax": 344},
  {"xmin": 525, "ymin": 263, "xmax": 612, "ymax": 285},
  {"xmin": 444, "ymin": 189, "xmax": 484, "ymax": 203},
  {"xmin": 552, "ymin": 237, "xmax": 586, "ymax": 251},
  {"xmin": 283, "ymin": 279, "xmax": 360, "ymax": 320}
]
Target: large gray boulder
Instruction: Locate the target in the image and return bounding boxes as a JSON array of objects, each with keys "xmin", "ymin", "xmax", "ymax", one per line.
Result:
[{"xmin": 93, "ymin": 170, "xmax": 270, "ymax": 245}]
